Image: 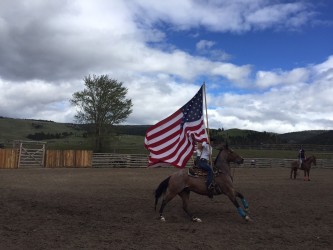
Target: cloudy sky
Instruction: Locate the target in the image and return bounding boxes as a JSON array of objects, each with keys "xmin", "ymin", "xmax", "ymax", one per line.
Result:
[{"xmin": 1, "ymin": 0, "xmax": 333, "ymax": 134}]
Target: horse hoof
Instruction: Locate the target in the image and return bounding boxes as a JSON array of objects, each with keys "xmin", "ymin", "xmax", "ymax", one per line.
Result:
[
  {"xmin": 192, "ymin": 217, "xmax": 202, "ymax": 223},
  {"xmin": 160, "ymin": 216, "xmax": 166, "ymax": 222},
  {"xmin": 245, "ymin": 215, "xmax": 253, "ymax": 223}
]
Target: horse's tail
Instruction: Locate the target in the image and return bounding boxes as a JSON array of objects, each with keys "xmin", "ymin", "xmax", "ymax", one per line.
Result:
[{"xmin": 154, "ymin": 176, "xmax": 171, "ymax": 211}]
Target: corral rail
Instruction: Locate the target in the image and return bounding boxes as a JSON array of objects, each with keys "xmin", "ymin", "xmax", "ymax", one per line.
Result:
[
  {"xmin": 1, "ymin": 149, "xmax": 333, "ymax": 168},
  {"xmin": 92, "ymin": 153, "xmax": 333, "ymax": 169}
]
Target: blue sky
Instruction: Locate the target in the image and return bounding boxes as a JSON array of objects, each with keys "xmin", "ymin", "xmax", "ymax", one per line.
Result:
[{"xmin": 0, "ymin": 0, "xmax": 333, "ymax": 134}]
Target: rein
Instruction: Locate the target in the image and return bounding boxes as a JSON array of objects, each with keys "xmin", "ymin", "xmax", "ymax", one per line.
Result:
[{"xmin": 232, "ymin": 165, "xmax": 236, "ymax": 180}]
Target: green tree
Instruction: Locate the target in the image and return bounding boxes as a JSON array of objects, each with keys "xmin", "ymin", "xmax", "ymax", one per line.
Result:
[{"xmin": 70, "ymin": 75, "xmax": 133, "ymax": 152}]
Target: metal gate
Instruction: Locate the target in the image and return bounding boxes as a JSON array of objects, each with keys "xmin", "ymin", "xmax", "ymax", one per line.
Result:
[{"xmin": 14, "ymin": 141, "xmax": 46, "ymax": 168}]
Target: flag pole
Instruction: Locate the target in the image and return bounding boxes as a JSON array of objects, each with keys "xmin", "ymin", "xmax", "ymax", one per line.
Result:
[
  {"xmin": 203, "ymin": 83, "xmax": 210, "ymax": 139},
  {"xmin": 203, "ymin": 83, "xmax": 212, "ymax": 165}
]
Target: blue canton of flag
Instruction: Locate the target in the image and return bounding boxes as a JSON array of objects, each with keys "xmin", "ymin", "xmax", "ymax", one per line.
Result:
[{"xmin": 182, "ymin": 88, "xmax": 203, "ymax": 125}]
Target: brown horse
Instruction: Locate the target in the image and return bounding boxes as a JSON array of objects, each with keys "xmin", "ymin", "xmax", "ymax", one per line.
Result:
[
  {"xmin": 290, "ymin": 155, "xmax": 317, "ymax": 181},
  {"xmin": 154, "ymin": 144, "xmax": 252, "ymax": 222}
]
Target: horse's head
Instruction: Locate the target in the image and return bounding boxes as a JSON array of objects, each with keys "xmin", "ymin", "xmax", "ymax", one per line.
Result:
[
  {"xmin": 225, "ymin": 144, "xmax": 244, "ymax": 164},
  {"xmin": 215, "ymin": 143, "xmax": 244, "ymax": 166},
  {"xmin": 312, "ymin": 155, "xmax": 317, "ymax": 166}
]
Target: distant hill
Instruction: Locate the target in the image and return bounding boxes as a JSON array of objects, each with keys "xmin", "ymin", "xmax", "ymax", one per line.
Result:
[
  {"xmin": 300, "ymin": 130, "xmax": 333, "ymax": 145},
  {"xmin": 112, "ymin": 125, "xmax": 151, "ymax": 136},
  {"xmin": 0, "ymin": 117, "xmax": 332, "ymax": 146},
  {"xmin": 210, "ymin": 128, "xmax": 333, "ymax": 145},
  {"xmin": 276, "ymin": 130, "xmax": 333, "ymax": 145}
]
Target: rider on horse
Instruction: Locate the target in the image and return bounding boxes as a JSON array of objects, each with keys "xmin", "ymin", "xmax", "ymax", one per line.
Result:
[
  {"xmin": 197, "ymin": 137, "xmax": 215, "ymax": 198},
  {"xmin": 298, "ymin": 146, "xmax": 306, "ymax": 169}
]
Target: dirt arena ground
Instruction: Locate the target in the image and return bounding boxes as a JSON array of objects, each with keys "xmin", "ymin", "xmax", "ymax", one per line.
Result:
[{"xmin": 0, "ymin": 167, "xmax": 332, "ymax": 250}]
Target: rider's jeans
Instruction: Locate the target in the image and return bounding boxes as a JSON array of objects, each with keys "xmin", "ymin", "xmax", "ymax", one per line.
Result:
[{"xmin": 198, "ymin": 159, "xmax": 213, "ymax": 187}]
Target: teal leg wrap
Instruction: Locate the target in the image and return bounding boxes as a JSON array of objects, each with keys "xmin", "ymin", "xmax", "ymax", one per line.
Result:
[
  {"xmin": 237, "ymin": 207, "xmax": 246, "ymax": 218},
  {"xmin": 241, "ymin": 198, "xmax": 249, "ymax": 209}
]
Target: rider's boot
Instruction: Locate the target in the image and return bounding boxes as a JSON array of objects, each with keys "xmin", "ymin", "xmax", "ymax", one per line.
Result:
[{"xmin": 207, "ymin": 183, "xmax": 214, "ymax": 199}]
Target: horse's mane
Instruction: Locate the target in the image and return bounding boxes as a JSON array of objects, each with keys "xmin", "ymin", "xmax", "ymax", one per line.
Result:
[{"xmin": 213, "ymin": 147, "xmax": 224, "ymax": 166}]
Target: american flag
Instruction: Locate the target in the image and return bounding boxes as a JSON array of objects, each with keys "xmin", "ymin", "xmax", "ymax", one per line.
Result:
[{"xmin": 144, "ymin": 85, "xmax": 208, "ymax": 168}]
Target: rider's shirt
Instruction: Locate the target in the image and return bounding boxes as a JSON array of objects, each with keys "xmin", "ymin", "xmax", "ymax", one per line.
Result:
[
  {"xmin": 299, "ymin": 149, "xmax": 305, "ymax": 159},
  {"xmin": 196, "ymin": 146, "xmax": 202, "ymax": 158},
  {"xmin": 200, "ymin": 142, "xmax": 212, "ymax": 160}
]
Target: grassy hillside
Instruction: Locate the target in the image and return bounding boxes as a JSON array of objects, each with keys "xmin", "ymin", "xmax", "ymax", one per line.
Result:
[
  {"xmin": 1, "ymin": 117, "xmax": 332, "ymax": 158},
  {"xmin": 0, "ymin": 117, "xmax": 148, "ymax": 152},
  {"xmin": 0, "ymin": 117, "xmax": 87, "ymax": 149}
]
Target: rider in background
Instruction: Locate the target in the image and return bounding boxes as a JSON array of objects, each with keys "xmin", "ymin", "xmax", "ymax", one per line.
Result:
[
  {"xmin": 298, "ymin": 146, "xmax": 306, "ymax": 169},
  {"xmin": 197, "ymin": 137, "xmax": 215, "ymax": 198}
]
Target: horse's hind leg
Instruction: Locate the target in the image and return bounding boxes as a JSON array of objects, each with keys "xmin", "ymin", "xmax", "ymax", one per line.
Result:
[
  {"xmin": 178, "ymin": 188, "xmax": 201, "ymax": 222},
  {"xmin": 159, "ymin": 192, "xmax": 177, "ymax": 222},
  {"xmin": 290, "ymin": 168, "xmax": 297, "ymax": 179}
]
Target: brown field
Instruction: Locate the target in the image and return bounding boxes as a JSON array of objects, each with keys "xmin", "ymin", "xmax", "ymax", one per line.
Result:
[{"xmin": 0, "ymin": 167, "xmax": 332, "ymax": 250}]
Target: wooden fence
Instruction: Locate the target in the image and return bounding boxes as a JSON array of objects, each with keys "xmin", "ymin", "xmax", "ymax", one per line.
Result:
[
  {"xmin": 45, "ymin": 150, "xmax": 92, "ymax": 168},
  {"xmin": 232, "ymin": 158, "xmax": 333, "ymax": 168},
  {"xmin": 232, "ymin": 144, "xmax": 333, "ymax": 151},
  {"xmin": 0, "ymin": 149, "xmax": 92, "ymax": 168},
  {"xmin": 0, "ymin": 149, "xmax": 19, "ymax": 169},
  {"xmin": 92, "ymin": 153, "xmax": 148, "ymax": 168},
  {"xmin": 92, "ymin": 154, "xmax": 333, "ymax": 169},
  {"xmin": 1, "ymin": 150, "xmax": 333, "ymax": 169}
]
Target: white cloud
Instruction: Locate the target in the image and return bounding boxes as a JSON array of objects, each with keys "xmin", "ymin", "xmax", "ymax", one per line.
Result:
[
  {"xmin": 256, "ymin": 68, "xmax": 309, "ymax": 88},
  {"xmin": 0, "ymin": 0, "xmax": 332, "ymax": 134},
  {"xmin": 207, "ymin": 56, "xmax": 333, "ymax": 133},
  {"xmin": 129, "ymin": 0, "xmax": 316, "ymax": 32},
  {"xmin": 196, "ymin": 40, "xmax": 216, "ymax": 50},
  {"xmin": 246, "ymin": 2, "xmax": 314, "ymax": 30}
]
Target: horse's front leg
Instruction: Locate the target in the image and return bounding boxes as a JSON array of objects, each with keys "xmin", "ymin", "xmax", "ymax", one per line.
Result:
[
  {"xmin": 236, "ymin": 191, "xmax": 249, "ymax": 212},
  {"xmin": 227, "ymin": 190, "xmax": 253, "ymax": 222},
  {"xmin": 303, "ymin": 170, "xmax": 308, "ymax": 181},
  {"xmin": 305, "ymin": 169, "xmax": 311, "ymax": 181},
  {"xmin": 179, "ymin": 188, "xmax": 201, "ymax": 222}
]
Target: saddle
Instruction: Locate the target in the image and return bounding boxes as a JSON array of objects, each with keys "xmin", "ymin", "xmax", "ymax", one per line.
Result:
[
  {"xmin": 188, "ymin": 166, "xmax": 222, "ymax": 196},
  {"xmin": 188, "ymin": 166, "xmax": 219, "ymax": 177}
]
